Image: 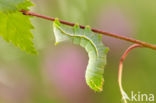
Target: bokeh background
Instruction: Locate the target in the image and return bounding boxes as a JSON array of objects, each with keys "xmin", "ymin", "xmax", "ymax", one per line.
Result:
[{"xmin": 0, "ymin": 0, "xmax": 156, "ymax": 103}]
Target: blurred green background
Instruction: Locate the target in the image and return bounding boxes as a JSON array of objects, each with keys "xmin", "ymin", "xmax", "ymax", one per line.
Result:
[{"xmin": 0, "ymin": 0, "xmax": 156, "ymax": 103}]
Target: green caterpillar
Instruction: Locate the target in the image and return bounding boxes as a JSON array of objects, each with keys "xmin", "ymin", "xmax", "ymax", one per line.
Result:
[{"xmin": 53, "ymin": 19, "xmax": 109, "ymax": 92}]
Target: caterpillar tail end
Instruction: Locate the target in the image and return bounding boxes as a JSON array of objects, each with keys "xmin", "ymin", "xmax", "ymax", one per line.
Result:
[{"xmin": 86, "ymin": 77, "xmax": 104, "ymax": 92}]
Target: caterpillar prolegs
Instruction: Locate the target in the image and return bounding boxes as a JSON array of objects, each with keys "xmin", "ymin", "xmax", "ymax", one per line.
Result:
[{"xmin": 53, "ymin": 19, "xmax": 109, "ymax": 92}]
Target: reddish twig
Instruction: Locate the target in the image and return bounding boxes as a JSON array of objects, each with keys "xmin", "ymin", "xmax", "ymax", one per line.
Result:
[
  {"xmin": 118, "ymin": 44, "xmax": 143, "ymax": 103},
  {"xmin": 20, "ymin": 10, "xmax": 156, "ymax": 50}
]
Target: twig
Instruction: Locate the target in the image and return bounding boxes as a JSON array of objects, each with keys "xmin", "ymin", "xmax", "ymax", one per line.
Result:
[{"xmin": 20, "ymin": 10, "xmax": 156, "ymax": 50}]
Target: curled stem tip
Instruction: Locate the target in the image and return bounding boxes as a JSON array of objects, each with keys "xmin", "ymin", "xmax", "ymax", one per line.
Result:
[{"xmin": 118, "ymin": 44, "xmax": 143, "ymax": 103}]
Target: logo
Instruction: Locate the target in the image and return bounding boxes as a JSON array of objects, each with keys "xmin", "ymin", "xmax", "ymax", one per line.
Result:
[{"xmin": 126, "ymin": 91, "xmax": 154, "ymax": 102}]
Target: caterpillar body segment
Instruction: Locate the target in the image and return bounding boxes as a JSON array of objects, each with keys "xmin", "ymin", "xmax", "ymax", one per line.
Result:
[{"xmin": 53, "ymin": 19, "xmax": 109, "ymax": 92}]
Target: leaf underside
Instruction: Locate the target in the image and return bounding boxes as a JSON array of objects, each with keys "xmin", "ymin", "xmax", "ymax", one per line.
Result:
[{"xmin": 0, "ymin": 0, "xmax": 33, "ymax": 13}]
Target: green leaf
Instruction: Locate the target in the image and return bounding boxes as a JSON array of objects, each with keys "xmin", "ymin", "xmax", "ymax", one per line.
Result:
[
  {"xmin": 0, "ymin": 0, "xmax": 37, "ymax": 54},
  {"xmin": 0, "ymin": 12, "xmax": 37, "ymax": 54},
  {"xmin": 0, "ymin": 0, "xmax": 33, "ymax": 13}
]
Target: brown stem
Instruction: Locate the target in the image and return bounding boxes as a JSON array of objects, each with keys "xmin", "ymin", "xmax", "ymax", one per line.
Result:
[
  {"xmin": 20, "ymin": 10, "xmax": 156, "ymax": 50},
  {"xmin": 118, "ymin": 44, "xmax": 143, "ymax": 103}
]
